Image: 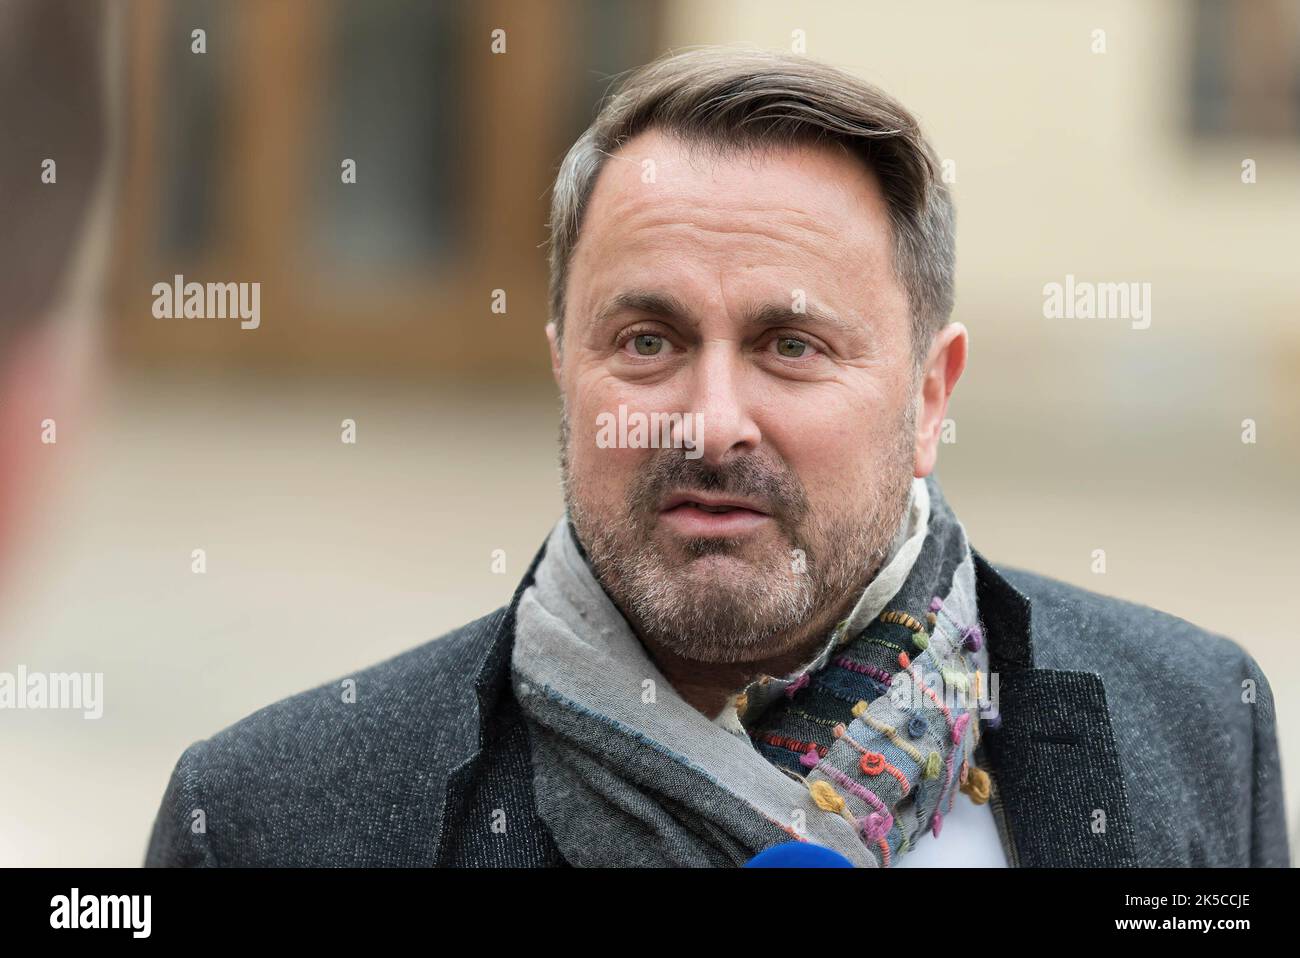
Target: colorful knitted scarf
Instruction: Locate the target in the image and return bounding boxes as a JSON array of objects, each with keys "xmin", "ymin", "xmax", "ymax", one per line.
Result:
[{"xmin": 511, "ymin": 474, "xmax": 995, "ymax": 867}]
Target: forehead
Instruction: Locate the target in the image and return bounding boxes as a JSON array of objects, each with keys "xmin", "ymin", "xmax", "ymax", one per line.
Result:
[{"xmin": 567, "ymin": 128, "xmax": 900, "ymax": 317}]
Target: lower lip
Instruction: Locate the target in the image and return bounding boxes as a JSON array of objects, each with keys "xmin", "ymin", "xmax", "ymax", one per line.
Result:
[{"xmin": 658, "ymin": 504, "xmax": 772, "ymax": 537}]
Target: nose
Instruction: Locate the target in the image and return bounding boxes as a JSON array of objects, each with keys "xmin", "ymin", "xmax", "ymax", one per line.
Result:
[{"xmin": 684, "ymin": 340, "xmax": 761, "ymax": 467}]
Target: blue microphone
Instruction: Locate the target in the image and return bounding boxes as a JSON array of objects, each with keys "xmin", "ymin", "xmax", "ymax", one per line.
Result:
[{"xmin": 744, "ymin": 841, "xmax": 855, "ymax": 867}]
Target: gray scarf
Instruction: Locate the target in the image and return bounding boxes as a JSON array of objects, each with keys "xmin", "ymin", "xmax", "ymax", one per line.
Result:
[{"xmin": 510, "ymin": 474, "xmax": 991, "ymax": 867}]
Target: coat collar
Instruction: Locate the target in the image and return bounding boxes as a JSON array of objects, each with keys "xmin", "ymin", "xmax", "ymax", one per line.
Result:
[{"xmin": 443, "ymin": 535, "xmax": 1137, "ymax": 868}]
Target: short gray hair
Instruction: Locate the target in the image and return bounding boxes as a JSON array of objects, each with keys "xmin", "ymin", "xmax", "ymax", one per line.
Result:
[{"xmin": 546, "ymin": 46, "xmax": 956, "ymax": 365}]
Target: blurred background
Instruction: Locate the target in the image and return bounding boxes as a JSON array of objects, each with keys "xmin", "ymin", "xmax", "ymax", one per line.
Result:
[{"xmin": 0, "ymin": 0, "xmax": 1297, "ymax": 866}]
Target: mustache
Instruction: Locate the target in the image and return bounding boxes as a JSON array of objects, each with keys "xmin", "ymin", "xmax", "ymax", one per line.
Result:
[{"xmin": 628, "ymin": 449, "xmax": 808, "ymax": 529}]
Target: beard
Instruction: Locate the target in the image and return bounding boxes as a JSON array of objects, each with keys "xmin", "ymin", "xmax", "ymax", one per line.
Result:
[{"xmin": 558, "ymin": 400, "xmax": 917, "ymax": 665}]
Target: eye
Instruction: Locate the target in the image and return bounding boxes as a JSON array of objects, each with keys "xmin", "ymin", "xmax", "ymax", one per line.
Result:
[
  {"xmin": 621, "ymin": 331, "xmax": 670, "ymax": 357},
  {"xmin": 772, "ymin": 336, "xmax": 817, "ymax": 359}
]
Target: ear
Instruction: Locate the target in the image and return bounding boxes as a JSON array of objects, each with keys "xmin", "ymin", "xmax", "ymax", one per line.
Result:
[
  {"xmin": 545, "ymin": 321, "xmax": 562, "ymax": 386},
  {"xmin": 913, "ymin": 321, "xmax": 968, "ymax": 478}
]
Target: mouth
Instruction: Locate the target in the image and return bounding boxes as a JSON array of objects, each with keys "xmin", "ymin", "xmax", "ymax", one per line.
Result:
[{"xmin": 657, "ymin": 492, "xmax": 773, "ymax": 538}]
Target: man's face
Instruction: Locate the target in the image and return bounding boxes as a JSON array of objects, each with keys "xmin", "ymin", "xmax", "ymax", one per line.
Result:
[{"xmin": 551, "ymin": 129, "xmax": 921, "ymax": 664}]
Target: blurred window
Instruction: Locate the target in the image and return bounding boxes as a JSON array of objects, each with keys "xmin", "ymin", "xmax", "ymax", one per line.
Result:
[
  {"xmin": 157, "ymin": 0, "xmax": 231, "ymax": 256},
  {"xmin": 311, "ymin": 0, "xmax": 468, "ymax": 274},
  {"xmin": 1190, "ymin": 0, "xmax": 1300, "ymax": 138}
]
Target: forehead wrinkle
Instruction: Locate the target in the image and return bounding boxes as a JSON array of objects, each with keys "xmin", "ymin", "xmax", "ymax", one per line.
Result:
[
  {"xmin": 578, "ymin": 199, "xmax": 884, "ymax": 329},
  {"xmin": 608, "ymin": 181, "xmax": 848, "ymax": 250}
]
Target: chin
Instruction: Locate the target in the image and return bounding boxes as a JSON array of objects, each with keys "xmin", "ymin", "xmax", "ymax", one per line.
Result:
[
  {"xmin": 673, "ymin": 550, "xmax": 754, "ymax": 578},
  {"xmin": 668, "ymin": 548, "xmax": 793, "ymax": 597}
]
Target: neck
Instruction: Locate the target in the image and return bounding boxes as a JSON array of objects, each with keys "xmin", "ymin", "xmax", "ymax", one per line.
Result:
[{"xmin": 633, "ymin": 588, "xmax": 861, "ymax": 720}]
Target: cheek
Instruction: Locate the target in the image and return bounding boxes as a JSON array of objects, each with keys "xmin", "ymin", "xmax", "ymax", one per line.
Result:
[
  {"xmin": 576, "ymin": 443, "xmax": 645, "ymax": 493},
  {"xmin": 566, "ymin": 390, "xmax": 652, "ymax": 497},
  {"xmin": 763, "ymin": 394, "xmax": 909, "ymax": 502}
]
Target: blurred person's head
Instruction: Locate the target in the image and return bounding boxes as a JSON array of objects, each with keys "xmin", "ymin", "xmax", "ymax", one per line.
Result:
[
  {"xmin": 0, "ymin": 0, "xmax": 110, "ymax": 582},
  {"xmin": 544, "ymin": 48, "xmax": 966, "ymax": 668}
]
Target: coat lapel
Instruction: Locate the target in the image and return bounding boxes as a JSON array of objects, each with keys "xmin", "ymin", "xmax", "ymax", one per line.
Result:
[
  {"xmin": 973, "ymin": 549, "xmax": 1138, "ymax": 867},
  {"xmin": 433, "ymin": 537, "xmax": 551, "ymax": 866}
]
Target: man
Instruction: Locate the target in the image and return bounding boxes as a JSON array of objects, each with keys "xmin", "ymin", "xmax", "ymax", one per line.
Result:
[{"xmin": 145, "ymin": 48, "xmax": 1289, "ymax": 868}]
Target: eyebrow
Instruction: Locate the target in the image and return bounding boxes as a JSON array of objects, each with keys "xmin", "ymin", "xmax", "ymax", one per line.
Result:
[{"xmin": 593, "ymin": 289, "xmax": 863, "ymax": 340}]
